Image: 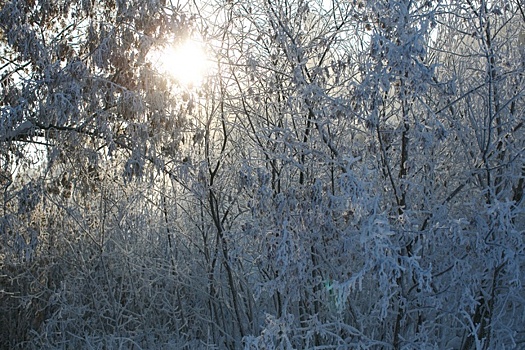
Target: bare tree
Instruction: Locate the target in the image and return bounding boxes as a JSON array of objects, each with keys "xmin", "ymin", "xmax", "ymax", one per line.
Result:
[{"xmin": 1, "ymin": 0, "xmax": 525, "ymax": 349}]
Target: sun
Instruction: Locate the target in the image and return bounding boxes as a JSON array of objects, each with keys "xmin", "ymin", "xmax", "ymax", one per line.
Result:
[{"xmin": 156, "ymin": 39, "xmax": 210, "ymax": 88}]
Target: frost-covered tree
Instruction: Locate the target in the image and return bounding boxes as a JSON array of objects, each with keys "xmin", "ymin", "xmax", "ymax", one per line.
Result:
[
  {"xmin": 0, "ymin": 0, "xmax": 195, "ymax": 347},
  {"xmin": 1, "ymin": 0, "xmax": 525, "ymax": 349}
]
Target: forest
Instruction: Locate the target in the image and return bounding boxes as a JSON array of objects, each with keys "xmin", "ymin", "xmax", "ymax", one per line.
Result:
[{"xmin": 1, "ymin": 0, "xmax": 525, "ymax": 349}]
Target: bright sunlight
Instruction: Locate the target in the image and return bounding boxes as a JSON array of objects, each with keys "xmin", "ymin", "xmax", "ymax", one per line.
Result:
[{"xmin": 154, "ymin": 39, "xmax": 210, "ymax": 88}]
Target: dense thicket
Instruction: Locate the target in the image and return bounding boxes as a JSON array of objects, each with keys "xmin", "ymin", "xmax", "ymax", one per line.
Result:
[{"xmin": 1, "ymin": 0, "xmax": 525, "ymax": 349}]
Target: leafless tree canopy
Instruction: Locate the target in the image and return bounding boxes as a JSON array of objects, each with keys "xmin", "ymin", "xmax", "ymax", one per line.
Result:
[{"xmin": 1, "ymin": 0, "xmax": 525, "ymax": 349}]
